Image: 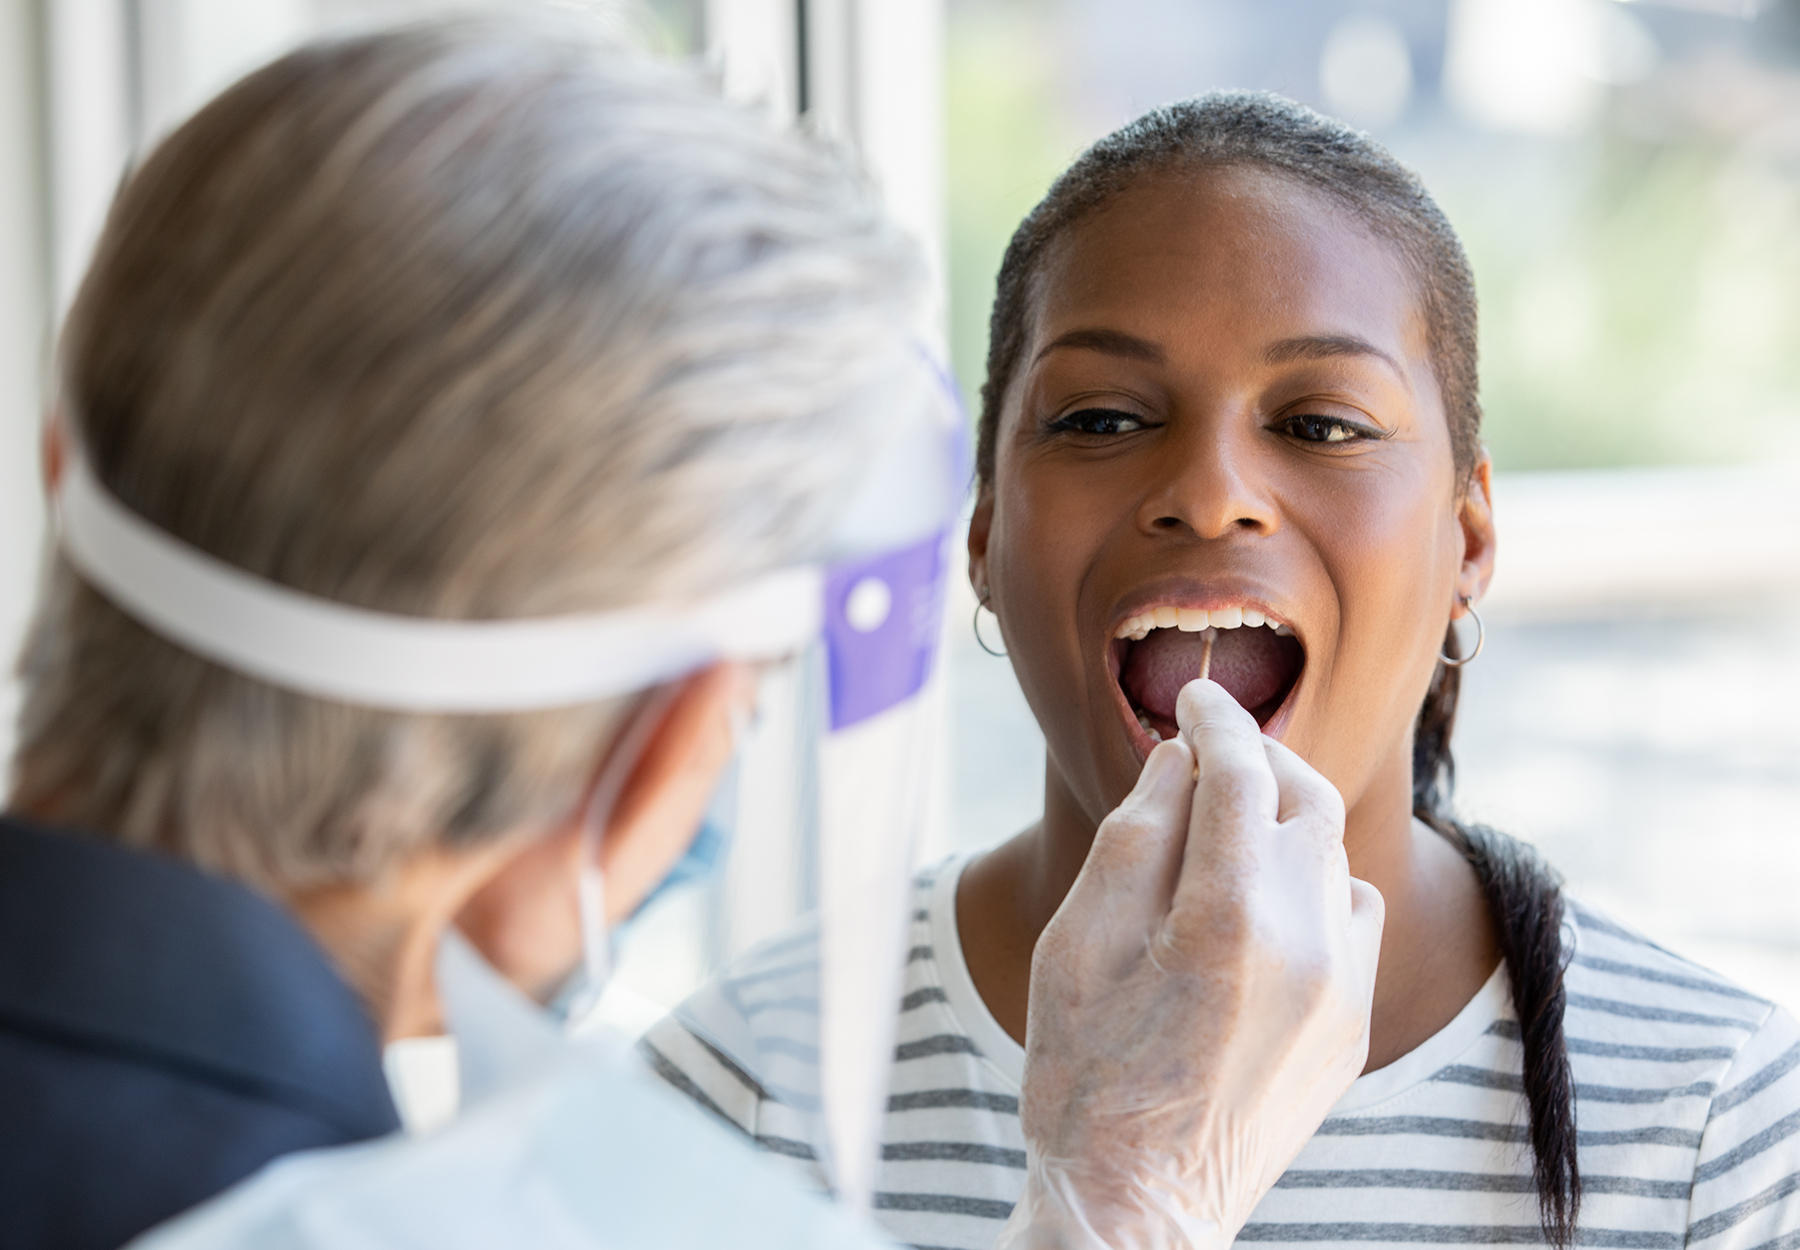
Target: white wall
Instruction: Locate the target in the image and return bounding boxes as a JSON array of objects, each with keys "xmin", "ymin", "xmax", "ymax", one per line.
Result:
[
  {"xmin": 1484, "ymin": 465, "xmax": 1800, "ymax": 619},
  {"xmin": 0, "ymin": 0, "xmax": 49, "ymax": 780}
]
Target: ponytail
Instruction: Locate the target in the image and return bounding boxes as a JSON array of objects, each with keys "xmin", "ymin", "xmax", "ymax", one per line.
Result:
[{"xmin": 1413, "ymin": 641, "xmax": 1581, "ymax": 1248}]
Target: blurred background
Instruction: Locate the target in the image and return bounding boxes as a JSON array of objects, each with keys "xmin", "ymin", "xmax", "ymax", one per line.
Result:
[
  {"xmin": 944, "ymin": 0, "xmax": 1800, "ymax": 472},
  {"xmin": 1, "ymin": 0, "xmax": 1798, "ymax": 1017},
  {"xmin": 937, "ymin": 0, "xmax": 1800, "ymax": 1014}
]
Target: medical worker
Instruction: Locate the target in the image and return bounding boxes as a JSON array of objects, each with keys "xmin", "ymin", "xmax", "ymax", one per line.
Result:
[{"xmin": 0, "ymin": 17, "xmax": 1382, "ymax": 1250}]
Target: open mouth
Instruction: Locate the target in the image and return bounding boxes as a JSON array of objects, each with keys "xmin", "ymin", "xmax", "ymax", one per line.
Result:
[{"xmin": 1109, "ymin": 604, "xmax": 1306, "ymax": 744}]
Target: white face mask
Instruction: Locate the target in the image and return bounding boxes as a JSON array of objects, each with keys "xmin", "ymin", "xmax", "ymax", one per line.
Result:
[
  {"xmin": 54, "ymin": 345, "xmax": 967, "ymax": 1209},
  {"xmin": 436, "ymin": 929, "xmax": 582, "ymax": 1106},
  {"xmin": 384, "ymin": 855, "xmax": 621, "ymax": 1134}
]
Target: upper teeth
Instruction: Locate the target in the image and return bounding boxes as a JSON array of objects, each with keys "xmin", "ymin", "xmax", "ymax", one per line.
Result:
[{"xmin": 1113, "ymin": 606, "xmax": 1294, "ymax": 641}]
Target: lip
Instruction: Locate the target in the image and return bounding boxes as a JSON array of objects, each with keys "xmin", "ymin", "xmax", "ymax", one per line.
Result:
[{"xmin": 1103, "ymin": 579, "xmax": 1307, "ymax": 764}]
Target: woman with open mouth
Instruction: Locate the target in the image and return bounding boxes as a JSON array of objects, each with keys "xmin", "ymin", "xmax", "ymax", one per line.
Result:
[{"xmin": 648, "ymin": 93, "xmax": 1800, "ymax": 1250}]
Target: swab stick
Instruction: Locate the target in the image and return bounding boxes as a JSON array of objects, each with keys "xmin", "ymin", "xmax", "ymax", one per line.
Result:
[{"xmin": 1198, "ymin": 628, "xmax": 1216, "ymax": 682}]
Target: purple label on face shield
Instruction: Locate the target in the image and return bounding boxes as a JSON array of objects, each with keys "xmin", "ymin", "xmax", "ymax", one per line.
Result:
[{"xmin": 823, "ymin": 532, "xmax": 949, "ymax": 731}]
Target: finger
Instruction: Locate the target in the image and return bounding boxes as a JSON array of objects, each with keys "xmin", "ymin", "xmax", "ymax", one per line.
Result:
[
  {"xmin": 1346, "ymin": 877, "xmax": 1386, "ymax": 1006},
  {"xmin": 1175, "ymin": 678, "xmax": 1279, "ymax": 845},
  {"xmin": 1058, "ymin": 737, "xmax": 1196, "ymax": 938},
  {"xmin": 1261, "ymin": 735, "xmax": 1347, "ymax": 834}
]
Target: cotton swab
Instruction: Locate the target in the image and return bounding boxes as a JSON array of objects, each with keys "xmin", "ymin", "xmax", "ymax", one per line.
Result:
[{"xmin": 1198, "ymin": 628, "xmax": 1216, "ymax": 682}]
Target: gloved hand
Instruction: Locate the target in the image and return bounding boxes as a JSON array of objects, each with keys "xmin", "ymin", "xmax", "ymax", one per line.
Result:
[{"xmin": 1001, "ymin": 679, "xmax": 1385, "ymax": 1250}]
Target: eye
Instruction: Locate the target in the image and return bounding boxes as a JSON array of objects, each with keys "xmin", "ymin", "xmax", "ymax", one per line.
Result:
[
  {"xmin": 1276, "ymin": 413, "xmax": 1385, "ymax": 444},
  {"xmin": 1049, "ymin": 407, "xmax": 1151, "ymax": 436}
]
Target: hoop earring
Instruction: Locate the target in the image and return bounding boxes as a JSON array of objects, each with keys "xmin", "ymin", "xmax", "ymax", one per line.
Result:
[
  {"xmin": 973, "ymin": 594, "xmax": 1007, "ymax": 658},
  {"xmin": 1439, "ymin": 595, "xmax": 1484, "ymax": 668}
]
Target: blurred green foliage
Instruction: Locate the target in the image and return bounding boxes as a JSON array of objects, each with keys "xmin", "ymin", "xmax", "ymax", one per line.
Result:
[
  {"xmin": 944, "ymin": 4, "xmax": 1082, "ymax": 424},
  {"xmin": 642, "ymin": 0, "xmax": 704, "ymax": 56},
  {"xmin": 1448, "ymin": 134, "xmax": 1800, "ymax": 469}
]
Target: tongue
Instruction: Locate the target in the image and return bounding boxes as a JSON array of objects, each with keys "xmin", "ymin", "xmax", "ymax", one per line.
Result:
[{"xmin": 1122, "ymin": 627, "xmax": 1292, "ymax": 723}]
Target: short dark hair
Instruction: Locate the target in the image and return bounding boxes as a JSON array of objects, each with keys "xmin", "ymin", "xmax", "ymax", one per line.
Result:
[{"xmin": 975, "ymin": 89, "xmax": 1480, "ymax": 486}]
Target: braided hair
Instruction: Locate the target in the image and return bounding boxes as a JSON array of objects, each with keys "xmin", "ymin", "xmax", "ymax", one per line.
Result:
[{"xmin": 975, "ymin": 92, "xmax": 1580, "ymax": 1247}]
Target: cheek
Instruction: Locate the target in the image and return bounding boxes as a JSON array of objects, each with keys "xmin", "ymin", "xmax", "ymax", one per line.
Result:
[
  {"xmin": 987, "ymin": 438, "xmax": 1105, "ymax": 605},
  {"xmin": 1298, "ymin": 468, "xmax": 1461, "ymax": 770},
  {"xmin": 1336, "ymin": 487, "xmax": 1459, "ymax": 630},
  {"xmin": 985, "ymin": 468, "xmax": 1126, "ymax": 795},
  {"xmin": 988, "ymin": 475, "xmax": 1092, "ymax": 673}
]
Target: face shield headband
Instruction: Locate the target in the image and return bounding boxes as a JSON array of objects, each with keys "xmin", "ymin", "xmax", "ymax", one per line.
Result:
[
  {"xmin": 53, "ymin": 349, "xmax": 962, "ymax": 717},
  {"xmin": 51, "ymin": 346, "xmax": 969, "ymax": 1210}
]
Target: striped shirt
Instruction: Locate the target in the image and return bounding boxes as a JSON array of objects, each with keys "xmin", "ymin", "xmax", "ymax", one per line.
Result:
[{"xmin": 642, "ymin": 852, "xmax": 1800, "ymax": 1250}]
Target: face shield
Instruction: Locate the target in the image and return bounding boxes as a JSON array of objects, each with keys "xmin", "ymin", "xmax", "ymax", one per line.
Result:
[
  {"xmin": 50, "ymin": 344, "xmax": 966, "ymax": 1213},
  {"xmin": 688, "ymin": 355, "xmax": 968, "ymax": 1213}
]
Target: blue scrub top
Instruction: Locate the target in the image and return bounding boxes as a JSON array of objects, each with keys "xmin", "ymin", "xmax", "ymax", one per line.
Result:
[{"xmin": 0, "ymin": 816, "xmax": 400, "ymax": 1249}]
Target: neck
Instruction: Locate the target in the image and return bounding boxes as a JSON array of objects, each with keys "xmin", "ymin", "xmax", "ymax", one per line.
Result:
[
  {"xmin": 958, "ymin": 741, "xmax": 1497, "ymax": 1070},
  {"xmin": 285, "ymin": 843, "xmax": 520, "ymax": 1044}
]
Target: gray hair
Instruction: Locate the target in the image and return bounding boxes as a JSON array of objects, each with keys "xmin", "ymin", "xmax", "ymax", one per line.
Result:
[{"xmin": 9, "ymin": 17, "xmax": 921, "ymax": 890}]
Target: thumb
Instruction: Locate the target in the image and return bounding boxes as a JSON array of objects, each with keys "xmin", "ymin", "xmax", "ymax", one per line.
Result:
[
  {"xmin": 1058, "ymin": 737, "xmax": 1196, "ymax": 940},
  {"xmin": 1346, "ymin": 877, "xmax": 1386, "ymax": 1008}
]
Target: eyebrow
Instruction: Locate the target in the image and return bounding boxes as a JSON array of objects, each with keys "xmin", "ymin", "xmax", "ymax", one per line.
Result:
[
  {"xmin": 1263, "ymin": 334, "xmax": 1405, "ymax": 378},
  {"xmin": 1032, "ymin": 327, "xmax": 1166, "ymax": 366},
  {"xmin": 1032, "ymin": 327, "xmax": 1408, "ymax": 381}
]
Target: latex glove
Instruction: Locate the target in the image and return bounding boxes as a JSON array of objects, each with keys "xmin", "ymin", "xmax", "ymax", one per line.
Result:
[{"xmin": 1000, "ymin": 679, "xmax": 1385, "ymax": 1250}]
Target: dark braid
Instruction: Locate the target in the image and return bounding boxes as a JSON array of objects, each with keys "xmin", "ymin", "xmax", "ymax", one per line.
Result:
[
  {"xmin": 977, "ymin": 92, "xmax": 1581, "ymax": 1247},
  {"xmin": 1416, "ymin": 647, "xmax": 1580, "ymax": 1246}
]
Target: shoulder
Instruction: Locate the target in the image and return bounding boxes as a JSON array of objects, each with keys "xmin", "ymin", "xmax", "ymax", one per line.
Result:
[
  {"xmin": 0, "ymin": 818, "xmax": 396, "ymax": 1136},
  {"xmin": 638, "ymin": 919, "xmax": 821, "ymax": 1150},
  {"xmin": 1563, "ymin": 901, "xmax": 1800, "ymax": 1238},
  {"xmin": 0, "ymin": 1023, "xmax": 353, "ymax": 1250},
  {"xmin": 0, "ymin": 819, "xmax": 396, "ymax": 1248},
  {"xmin": 1560, "ymin": 899, "xmax": 1782, "ymax": 1088},
  {"xmin": 1683, "ymin": 998, "xmax": 1800, "ymax": 1248},
  {"xmin": 645, "ymin": 859, "xmax": 948, "ymax": 1084},
  {"xmin": 132, "ymin": 1062, "xmax": 897, "ymax": 1250},
  {"xmin": 1564, "ymin": 899, "xmax": 1776, "ymax": 1039},
  {"xmin": 639, "ymin": 860, "xmax": 961, "ymax": 1147},
  {"xmin": 1558, "ymin": 901, "xmax": 1800, "ymax": 1245}
]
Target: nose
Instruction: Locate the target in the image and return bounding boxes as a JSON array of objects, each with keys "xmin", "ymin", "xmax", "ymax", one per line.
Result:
[{"xmin": 1134, "ymin": 415, "xmax": 1279, "ymax": 541}]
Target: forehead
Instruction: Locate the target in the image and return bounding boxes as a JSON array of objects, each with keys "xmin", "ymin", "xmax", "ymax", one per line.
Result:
[{"xmin": 1029, "ymin": 165, "xmax": 1426, "ymax": 363}]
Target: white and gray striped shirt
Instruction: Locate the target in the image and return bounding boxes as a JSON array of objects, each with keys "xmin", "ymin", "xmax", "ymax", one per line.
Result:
[{"xmin": 642, "ymin": 852, "xmax": 1800, "ymax": 1250}]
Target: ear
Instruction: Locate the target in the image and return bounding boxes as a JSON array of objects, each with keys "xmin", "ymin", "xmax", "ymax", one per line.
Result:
[
  {"xmin": 455, "ymin": 661, "xmax": 755, "ymax": 1001},
  {"xmin": 967, "ymin": 482, "xmax": 995, "ymax": 601},
  {"xmin": 595, "ymin": 660, "xmax": 756, "ymax": 917},
  {"xmin": 1456, "ymin": 452, "xmax": 1496, "ymax": 612},
  {"xmin": 42, "ymin": 410, "xmax": 65, "ymax": 493}
]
